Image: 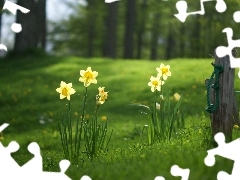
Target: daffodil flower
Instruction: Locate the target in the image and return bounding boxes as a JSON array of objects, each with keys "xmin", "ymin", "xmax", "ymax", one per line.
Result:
[
  {"xmin": 79, "ymin": 67, "xmax": 98, "ymax": 87},
  {"xmin": 97, "ymin": 87, "xmax": 108, "ymax": 104},
  {"xmin": 174, "ymin": 93, "xmax": 181, "ymax": 101},
  {"xmin": 56, "ymin": 81, "xmax": 76, "ymax": 100},
  {"xmin": 101, "ymin": 116, "xmax": 107, "ymax": 121},
  {"xmin": 156, "ymin": 63, "xmax": 171, "ymax": 80},
  {"xmin": 234, "ymin": 124, "xmax": 239, "ymax": 129},
  {"xmin": 148, "ymin": 76, "xmax": 164, "ymax": 92}
]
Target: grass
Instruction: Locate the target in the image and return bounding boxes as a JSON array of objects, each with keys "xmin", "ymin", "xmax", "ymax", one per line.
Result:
[{"xmin": 0, "ymin": 55, "xmax": 239, "ymax": 179}]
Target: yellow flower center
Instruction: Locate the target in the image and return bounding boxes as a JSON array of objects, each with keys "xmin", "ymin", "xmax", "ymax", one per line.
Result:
[
  {"xmin": 152, "ymin": 80, "xmax": 158, "ymax": 87},
  {"xmin": 84, "ymin": 71, "xmax": 93, "ymax": 79},
  {"xmin": 162, "ymin": 67, "xmax": 168, "ymax": 74},
  {"xmin": 62, "ymin": 87, "xmax": 68, "ymax": 96}
]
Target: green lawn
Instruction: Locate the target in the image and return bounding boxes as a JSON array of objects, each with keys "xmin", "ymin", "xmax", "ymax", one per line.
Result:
[{"xmin": 0, "ymin": 55, "xmax": 239, "ymax": 179}]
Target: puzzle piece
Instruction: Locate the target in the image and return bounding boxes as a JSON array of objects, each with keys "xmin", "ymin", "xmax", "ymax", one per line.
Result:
[
  {"xmin": 154, "ymin": 177, "xmax": 165, "ymax": 180},
  {"xmin": 204, "ymin": 132, "xmax": 240, "ymax": 179},
  {"xmin": 0, "ymin": 123, "xmax": 20, "ymax": 174},
  {"xmin": 174, "ymin": 0, "xmax": 227, "ymax": 22},
  {"xmin": 171, "ymin": 165, "xmax": 190, "ymax": 180},
  {"xmin": 35, "ymin": 160, "xmax": 71, "ymax": 180},
  {"xmin": 3, "ymin": 0, "xmax": 30, "ymax": 15},
  {"xmin": 0, "ymin": 141, "xmax": 21, "ymax": 179},
  {"xmin": 3, "ymin": 0, "xmax": 30, "ymax": 33},
  {"xmin": 1, "ymin": 0, "xmax": 30, "ymax": 52},
  {"xmin": 0, "ymin": 124, "xmax": 92, "ymax": 179},
  {"xmin": 21, "ymin": 142, "xmax": 43, "ymax": 173},
  {"xmin": 80, "ymin": 175, "xmax": 92, "ymax": 180},
  {"xmin": 233, "ymin": 11, "xmax": 240, "ymax": 23},
  {"xmin": 215, "ymin": 27, "xmax": 240, "ymax": 68},
  {"xmin": 105, "ymin": 0, "xmax": 120, "ymax": 3},
  {"xmin": 154, "ymin": 165, "xmax": 190, "ymax": 180},
  {"xmin": 0, "ymin": 123, "xmax": 9, "ymax": 132}
]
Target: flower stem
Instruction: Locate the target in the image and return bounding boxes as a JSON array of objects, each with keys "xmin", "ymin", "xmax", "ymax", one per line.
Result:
[
  {"xmin": 75, "ymin": 87, "xmax": 88, "ymax": 165},
  {"xmin": 67, "ymin": 101, "xmax": 73, "ymax": 160}
]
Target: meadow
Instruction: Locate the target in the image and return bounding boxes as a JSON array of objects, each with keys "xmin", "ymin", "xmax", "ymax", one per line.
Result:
[{"xmin": 0, "ymin": 55, "xmax": 239, "ymax": 179}]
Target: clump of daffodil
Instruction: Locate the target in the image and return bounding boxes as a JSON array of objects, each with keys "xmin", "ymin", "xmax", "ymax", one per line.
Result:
[
  {"xmin": 56, "ymin": 68, "xmax": 112, "ymax": 163},
  {"xmin": 84, "ymin": 86, "xmax": 112, "ymax": 159},
  {"xmin": 148, "ymin": 76, "xmax": 164, "ymax": 92},
  {"xmin": 140, "ymin": 63, "xmax": 184, "ymax": 145},
  {"xmin": 79, "ymin": 67, "xmax": 98, "ymax": 87},
  {"xmin": 97, "ymin": 87, "xmax": 108, "ymax": 104},
  {"xmin": 56, "ymin": 81, "xmax": 76, "ymax": 100},
  {"xmin": 156, "ymin": 63, "xmax": 171, "ymax": 80},
  {"xmin": 56, "ymin": 81, "xmax": 76, "ymax": 163}
]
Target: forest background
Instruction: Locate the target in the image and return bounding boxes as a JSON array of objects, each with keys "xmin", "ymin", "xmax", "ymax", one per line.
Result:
[{"xmin": 0, "ymin": 0, "xmax": 240, "ymax": 59}]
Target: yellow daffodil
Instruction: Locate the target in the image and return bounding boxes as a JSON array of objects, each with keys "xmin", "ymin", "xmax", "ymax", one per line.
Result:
[
  {"xmin": 174, "ymin": 93, "xmax": 181, "ymax": 101},
  {"xmin": 234, "ymin": 124, "xmax": 239, "ymax": 129},
  {"xmin": 156, "ymin": 63, "xmax": 171, "ymax": 80},
  {"xmin": 101, "ymin": 116, "xmax": 107, "ymax": 121},
  {"xmin": 97, "ymin": 87, "xmax": 108, "ymax": 104},
  {"xmin": 148, "ymin": 76, "xmax": 164, "ymax": 92},
  {"xmin": 98, "ymin": 87, "xmax": 105, "ymax": 95},
  {"xmin": 56, "ymin": 81, "xmax": 76, "ymax": 100},
  {"xmin": 79, "ymin": 67, "xmax": 98, "ymax": 87}
]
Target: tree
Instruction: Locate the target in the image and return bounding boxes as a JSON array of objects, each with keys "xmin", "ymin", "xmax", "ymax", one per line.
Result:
[
  {"xmin": 150, "ymin": 12, "xmax": 160, "ymax": 60},
  {"xmin": 86, "ymin": 0, "xmax": 95, "ymax": 57},
  {"xmin": 123, "ymin": 0, "xmax": 136, "ymax": 59},
  {"xmin": 103, "ymin": 2, "xmax": 118, "ymax": 59},
  {"xmin": 36, "ymin": 0, "xmax": 47, "ymax": 50},
  {"xmin": 0, "ymin": 0, "xmax": 5, "ymax": 44},
  {"xmin": 14, "ymin": 0, "xmax": 47, "ymax": 54},
  {"xmin": 136, "ymin": 0, "xmax": 147, "ymax": 59}
]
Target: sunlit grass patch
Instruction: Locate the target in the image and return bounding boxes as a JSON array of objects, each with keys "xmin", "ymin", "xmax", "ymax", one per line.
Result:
[{"xmin": 1, "ymin": 56, "xmax": 240, "ymax": 179}]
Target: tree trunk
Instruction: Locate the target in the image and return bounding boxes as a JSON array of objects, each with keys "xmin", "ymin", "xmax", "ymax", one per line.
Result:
[
  {"xmin": 103, "ymin": 2, "xmax": 118, "ymax": 59},
  {"xmin": 87, "ymin": 0, "xmax": 95, "ymax": 57},
  {"xmin": 206, "ymin": 50, "xmax": 237, "ymax": 143},
  {"xmin": 190, "ymin": 16, "xmax": 201, "ymax": 57},
  {"xmin": 36, "ymin": 0, "xmax": 46, "ymax": 50},
  {"xmin": 136, "ymin": 0, "xmax": 147, "ymax": 59},
  {"xmin": 179, "ymin": 24, "xmax": 185, "ymax": 58},
  {"xmin": 150, "ymin": 13, "xmax": 160, "ymax": 60},
  {"xmin": 14, "ymin": 0, "xmax": 38, "ymax": 53},
  {"xmin": 123, "ymin": 0, "xmax": 136, "ymax": 59},
  {"xmin": 14, "ymin": 0, "xmax": 47, "ymax": 54},
  {"xmin": 0, "ymin": 0, "xmax": 4, "ymax": 43},
  {"xmin": 165, "ymin": 23, "xmax": 175, "ymax": 60}
]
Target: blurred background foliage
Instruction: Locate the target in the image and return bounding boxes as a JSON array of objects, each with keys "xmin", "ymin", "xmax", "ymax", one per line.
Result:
[{"xmin": 0, "ymin": 0, "xmax": 240, "ymax": 59}]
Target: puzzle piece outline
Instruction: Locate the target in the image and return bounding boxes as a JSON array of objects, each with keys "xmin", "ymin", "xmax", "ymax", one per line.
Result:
[
  {"xmin": 215, "ymin": 27, "xmax": 240, "ymax": 68},
  {"xmin": 154, "ymin": 165, "xmax": 190, "ymax": 180},
  {"xmin": 204, "ymin": 132, "xmax": 240, "ymax": 179},
  {"xmin": 174, "ymin": 0, "xmax": 227, "ymax": 22},
  {"xmin": 0, "ymin": 0, "xmax": 30, "ymax": 52},
  {"xmin": 105, "ymin": 0, "xmax": 120, "ymax": 3},
  {"xmin": 0, "ymin": 124, "xmax": 92, "ymax": 180}
]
